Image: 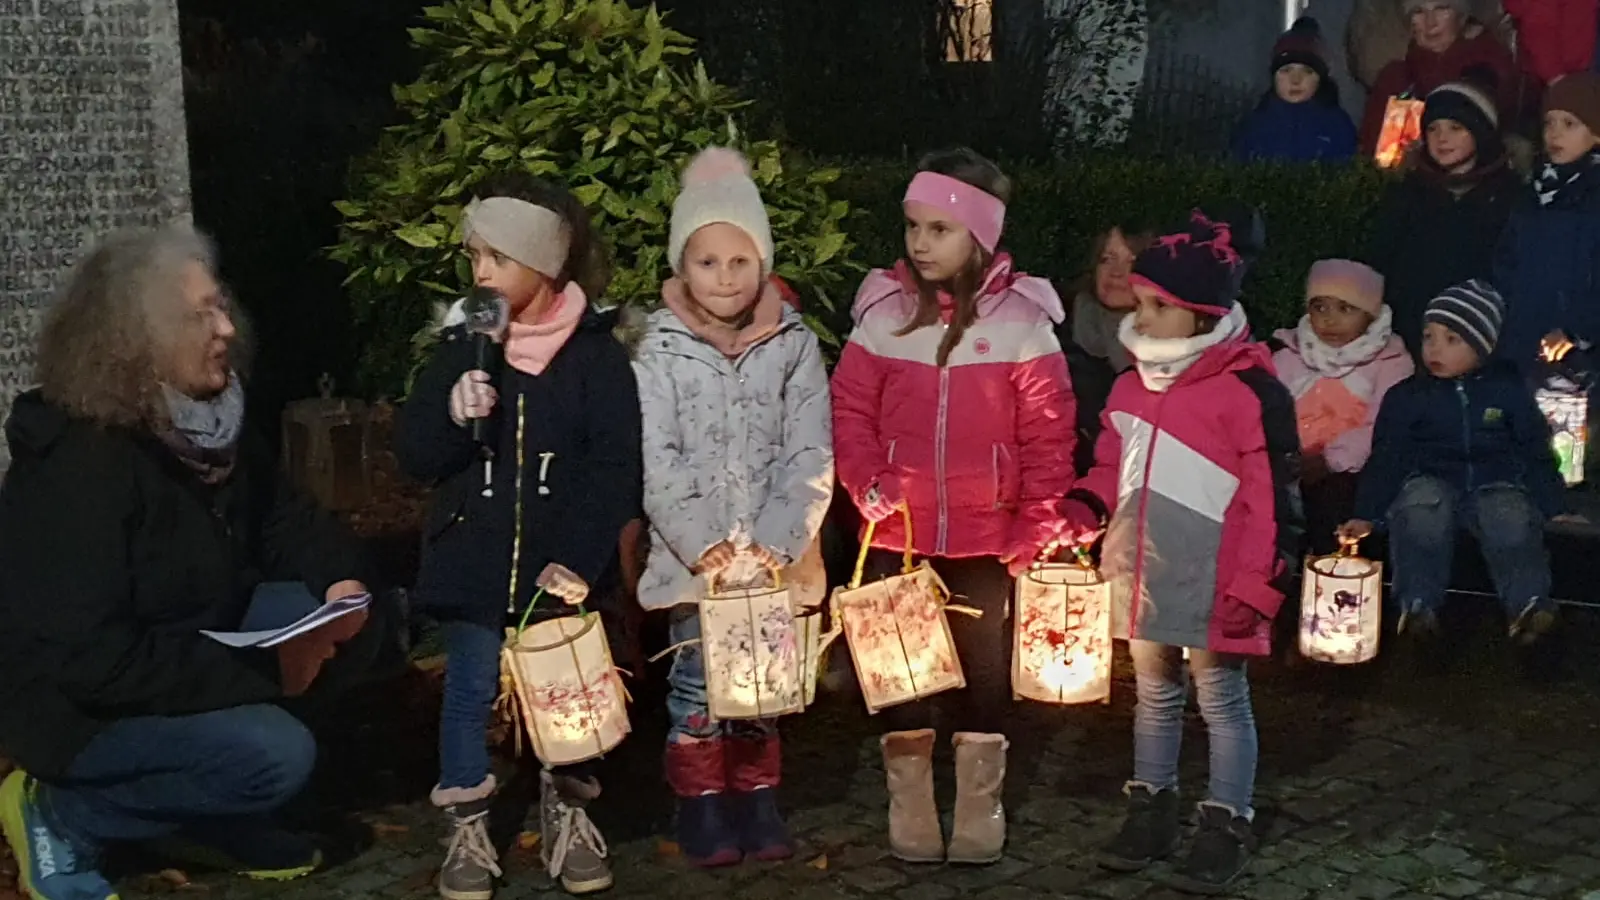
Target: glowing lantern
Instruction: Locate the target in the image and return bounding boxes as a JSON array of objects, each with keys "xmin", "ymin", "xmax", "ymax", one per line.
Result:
[
  {"xmin": 1298, "ymin": 545, "xmax": 1383, "ymax": 665},
  {"xmin": 698, "ymin": 570, "xmax": 839, "ymax": 720},
  {"xmin": 831, "ymin": 512, "xmax": 968, "ymax": 713},
  {"xmin": 1537, "ymin": 374, "xmax": 1588, "ymax": 486},
  {"xmin": 1374, "ymin": 95, "xmax": 1423, "ymax": 169},
  {"xmin": 1012, "ymin": 560, "xmax": 1112, "ymax": 705},
  {"xmin": 501, "ymin": 613, "xmax": 631, "ymax": 767}
]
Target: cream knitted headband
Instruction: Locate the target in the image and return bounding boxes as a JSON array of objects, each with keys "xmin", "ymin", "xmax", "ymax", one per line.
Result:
[{"xmin": 461, "ymin": 197, "xmax": 570, "ymax": 279}]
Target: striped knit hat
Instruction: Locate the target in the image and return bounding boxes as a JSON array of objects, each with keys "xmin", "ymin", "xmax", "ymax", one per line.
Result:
[{"xmin": 1424, "ymin": 279, "xmax": 1504, "ymax": 360}]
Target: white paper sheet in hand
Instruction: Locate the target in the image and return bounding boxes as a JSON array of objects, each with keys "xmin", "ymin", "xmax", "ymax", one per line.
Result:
[{"xmin": 201, "ymin": 594, "xmax": 372, "ymax": 649}]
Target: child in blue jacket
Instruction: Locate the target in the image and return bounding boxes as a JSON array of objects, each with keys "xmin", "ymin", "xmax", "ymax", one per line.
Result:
[
  {"xmin": 1231, "ymin": 18, "xmax": 1358, "ymax": 164},
  {"xmin": 1495, "ymin": 73, "xmax": 1600, "ymax": 372},
  {"xmin": 1340, "ymin": 281, "xmax": 1567, "ymax": 649}
]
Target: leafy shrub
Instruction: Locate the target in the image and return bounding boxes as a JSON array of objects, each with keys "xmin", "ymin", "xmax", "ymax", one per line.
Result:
[
  {"xmin": 329, "ymin": 0, "xmax": 858, "ymax": 396},
  {"xmin": 827, "ymin": 156, "xmax": 1389, "ymax": 338}
]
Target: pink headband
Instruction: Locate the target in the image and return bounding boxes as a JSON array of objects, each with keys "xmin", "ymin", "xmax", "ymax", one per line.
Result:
[{"xmin": 903, "ymin": 171, "xmax": 1006, "ymax": 253}]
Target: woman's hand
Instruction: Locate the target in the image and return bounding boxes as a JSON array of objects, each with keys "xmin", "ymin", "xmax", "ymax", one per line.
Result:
[
  {"xmin": 536, "ymin": 563, "xmax": 589, "ymax": 605},
  {"xmin": 449, "ymin": 370, "xmax": 497, "ymax": 427},
  {"xmin": 1336, "ymin": 519, "xmax": 1374, "ymax": 545},
  {"xmin": 324, "ymin": 579, "xmax": 368, "ymax": 604}
]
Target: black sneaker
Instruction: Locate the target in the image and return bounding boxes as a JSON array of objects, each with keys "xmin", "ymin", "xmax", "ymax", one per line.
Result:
[
  {"xmin": 1167, "ymin": 803, "xmax": 1256, "ymax": 895},
  {"xmin": 1508, "ymin": 598, "xmax": 1557, "ymax": 646},
  {"xmin": 1099, "ymin": 783, "xmax": 1180, "ymax": 872}
]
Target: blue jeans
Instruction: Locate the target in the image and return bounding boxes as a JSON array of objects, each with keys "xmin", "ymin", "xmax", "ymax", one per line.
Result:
[
  {"xmin": 1128, "ymin": 640, "xmax": 1257, "ymax": 817},
  {"xmin": 1388, "ymin": 476, "xmax": 1551, "ymax": 616},
  {"xmin": 41, "ymin": 583, "xmax": 322, "ymax": 847},
  {"xmin": 666, "ymin": 607, "xmax": 775, "ymax": 743}
]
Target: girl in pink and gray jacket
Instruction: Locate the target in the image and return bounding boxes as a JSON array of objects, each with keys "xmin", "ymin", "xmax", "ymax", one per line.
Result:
[
  {"xmin": 831, "ymin": 147, "xmax": 1081, "ymax": 867},
  {"xmin": 1270, "ymin": 260, "xmax": 1414, "ymax": 555},
  {"xmin": 1066, "ymin": 209, "xmax": 1301, "ymax": 894}
]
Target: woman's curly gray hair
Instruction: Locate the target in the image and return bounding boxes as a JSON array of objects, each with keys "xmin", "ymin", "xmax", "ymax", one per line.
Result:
[{"xmin": 36, "ymin": 224, "xmax": 252, "ymax": 429}]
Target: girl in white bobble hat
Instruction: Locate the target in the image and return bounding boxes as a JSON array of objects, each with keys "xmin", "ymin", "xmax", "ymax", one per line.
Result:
[{"xmin": 634, "ymin": 147, "xmax": 834, "ymax": 867}]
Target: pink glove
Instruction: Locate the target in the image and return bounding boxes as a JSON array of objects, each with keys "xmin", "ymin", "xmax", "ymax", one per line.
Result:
[
  {"xmin": 860, "ymin": 478, "xmax": 904, "ymax": 524},
  {"xmin": 1060, "ymin": 498, "xmax": 1105, "ymax": 546}
]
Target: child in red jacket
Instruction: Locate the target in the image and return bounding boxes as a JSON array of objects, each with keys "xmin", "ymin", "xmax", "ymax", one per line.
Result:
[
  {"xmin": 1065, "ymin": 210, "xmax": 1302, "ymax": 895},
  {"xmin": 831, "ymin": 147, "xmax": 1081, "ymax": 866}
]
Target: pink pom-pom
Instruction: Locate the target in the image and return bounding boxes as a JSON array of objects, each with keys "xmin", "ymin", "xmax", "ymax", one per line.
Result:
[{"xmin": 681, "ymin": 147, "xmax": 752, "ymax": 187}]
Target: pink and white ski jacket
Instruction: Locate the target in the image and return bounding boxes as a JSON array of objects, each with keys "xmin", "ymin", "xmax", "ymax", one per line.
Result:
[
  {"xmin": 1072, "ymin": 336, "xmax": 1301, "ymax": 657},
  {"xmin": 831, "ymin": 256, "xmax": 1077, "ymax": 560}
]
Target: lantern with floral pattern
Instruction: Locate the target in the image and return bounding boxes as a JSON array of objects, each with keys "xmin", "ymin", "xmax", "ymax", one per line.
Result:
[
  {"xmin": 698, "ymin": 571, "xmax": 838, "ymax": 720},
  {"xmin": 501, "ymin": 613, "xmax": 630, "ymax": 766},
  {"xmin": 1298, "ymin": 546, "xmax": 1383, "ymax": 665},
  {"xmin": 1012, "ymin": 561, "xmax": 1112, "ymax": 705}
]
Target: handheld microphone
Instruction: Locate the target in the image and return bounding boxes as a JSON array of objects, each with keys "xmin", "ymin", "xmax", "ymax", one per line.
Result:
[{"xmin": 461, "ymin": 287, "xmax": 509, "ymax": 496}]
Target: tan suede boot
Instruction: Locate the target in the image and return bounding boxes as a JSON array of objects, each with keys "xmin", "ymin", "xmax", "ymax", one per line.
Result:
[
  {"xmin": 881, "ymin": 729, "xmax": 943, "ymax": 862},
  {"xmin": 946, "ymin": 732, "xmax": 1008, "ymax": 864}
]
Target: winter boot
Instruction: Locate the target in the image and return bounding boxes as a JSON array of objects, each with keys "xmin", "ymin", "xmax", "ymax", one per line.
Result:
[
  {"xmin": 946, "ymin": 732, "xmax": 1008, "ymax": 864},
  {"xmin": 726, "ymin": 732, "xmax": 793, "ymax": 861},
  {"xmin": 664, "ymin": 739, "xmax": 742, "ymax": 867},
  {"xmin": 1099, "ymin": 782, "xmax": 1181, "ymax": 872},
  {"xmin": 880, "ymin": 729, "xmax": 943, "ymax": 863},
  {"xmin": 1166, "ymin": 802, "xmax": 1257, "ymax": 895},
  {"xmin": 539, "ymin": 770, "xmax": 612, "ymax": 895},
  {"xmin": 432, "ymin": 777, "xmax": 501, "ymax": 900}
]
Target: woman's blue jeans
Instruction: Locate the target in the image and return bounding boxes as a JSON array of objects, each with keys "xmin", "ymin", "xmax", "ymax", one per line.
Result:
[{"xmin": 1128, "ymin": 639, "xmax": 1257, "ymax": 817}]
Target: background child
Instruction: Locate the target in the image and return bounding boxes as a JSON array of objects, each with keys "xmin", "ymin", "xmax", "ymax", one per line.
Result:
[
  {"xmin": 395, "ymin": 173, "xmax": 642, "ymax": 899},
  {"xmin": 634, "ymin": 147, "xmax": 834, "ymax": 868},
  {"xmin": 831, "ymin": 147, "xmax": 1078, "ymax": 866},
  {"xmin": 1231, "ymin": 18, "xmax": 1359, "ymax": 163},
  {"xmin": 1272, "ymin": 259, "xmax": 1414, "ymax": 556},
  {"xmin": 1067, "ymin": 210, "xmax": 1301, "ymax": 895},
  {"xmin": 1495, "ymin": 72, "xmax": 1600, "ymax": 371},
  {"xmin": 1364, "ymin": 77, "xmax": 1519, "ymax": 356},
  {"xmin": 1059, "ymin": 222, "xmax": 1154, "ymax": 473},
  {"xmin": 1341, "ymin": 280, "xmax": 1566, "ymax": 650}
]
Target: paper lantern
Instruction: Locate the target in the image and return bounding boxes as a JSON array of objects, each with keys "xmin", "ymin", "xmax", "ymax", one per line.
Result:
[
  {"xmin": 1536, "ymin": 377, "xmax": 1588, "ymax": 486},
  {"xmin": 1298, "ymin": 548, "xmax": 1383, "ymax": 665},
  {"xmin": 698, "ymin": 573, "xmax": 839, "ymax": 720},
  {"xmin": 501, "ymin": 613, "xmax": 630, "ymax": 767},
  {"xmin": 1012, "ymin": 562, "xmax": 1112, "ymax": 705},
  {"xmin": 1374, "ymin": 96, "xmax": 1423, "ymax": 169}
]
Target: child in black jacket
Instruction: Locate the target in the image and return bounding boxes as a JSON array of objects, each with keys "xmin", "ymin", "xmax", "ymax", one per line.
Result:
[{"xmin": 395, "ymin": 173, "xmax": 642, "ymax": 899}]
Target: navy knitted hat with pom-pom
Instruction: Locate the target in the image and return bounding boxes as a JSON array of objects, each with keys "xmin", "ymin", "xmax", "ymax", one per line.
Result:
[{"xmin": 1130, "ymin": 208, "xmax": 1262, "ymax": 317}]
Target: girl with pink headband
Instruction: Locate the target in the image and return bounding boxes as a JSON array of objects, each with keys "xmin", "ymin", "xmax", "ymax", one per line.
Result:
[{"xmin": 831, "ymin": 147, "xmax": 1090, "ymax": 866}]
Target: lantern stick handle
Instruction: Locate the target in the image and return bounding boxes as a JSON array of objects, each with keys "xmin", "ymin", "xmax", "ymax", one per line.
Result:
[
  {"xmin": 706, "ymin": 561, "xmax": 785, "ymax": 595},
  {"xmin": 512, "ymin": 587, "xmax": 549, "ymax": 634},
  {"xmin": 848, "ymin": 507, "xmax": 916, "ymax": 590},
  {"xmin": 647, "ymin": 638, "xmax": 702, "ymax": 664}
]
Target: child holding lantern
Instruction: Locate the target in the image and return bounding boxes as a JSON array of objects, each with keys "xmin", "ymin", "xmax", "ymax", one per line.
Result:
[
  {"xmin": 395, "ymin": 172, "xmax": 643, "ymax": 899},
  {"xmin": 633, "ymin": 147, "xmax": 834, "ymax": 868},
  {"xmin": 1339, "ymin": 281, "xmax": 1568, "ymax": 650},
  {"xmin": 1064, "ymin": 209, "xmax": 1302, "ymax": 894},
  {"xmin": 831, "ymin": 147, "xmax": 1080, "ymax": 865}
]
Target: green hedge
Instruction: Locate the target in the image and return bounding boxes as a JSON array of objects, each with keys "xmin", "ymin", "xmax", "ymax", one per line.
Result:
[{"xmin": 824, "ymin": 157, "xmax": 1390, "ymax": 339}]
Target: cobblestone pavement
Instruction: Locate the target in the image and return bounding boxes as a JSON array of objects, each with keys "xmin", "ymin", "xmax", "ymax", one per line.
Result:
[{"xmin": 114, "ymin": 617, "xmax": 1600, "ymax": 900}]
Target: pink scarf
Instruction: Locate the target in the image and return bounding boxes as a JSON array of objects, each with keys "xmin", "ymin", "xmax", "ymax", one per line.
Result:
[
  {"xmin": 660, "ymin": 278, "xmax": 784, "ymax": 358},
  {"xmin": 504, "ymin": 283, "xmax": 586, "ymax": 375}
]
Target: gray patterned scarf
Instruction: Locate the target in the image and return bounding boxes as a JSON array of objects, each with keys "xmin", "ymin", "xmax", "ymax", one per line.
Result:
[{"xmin": 159, "ymin": 373, "xmax": 245, "ymax": 484}]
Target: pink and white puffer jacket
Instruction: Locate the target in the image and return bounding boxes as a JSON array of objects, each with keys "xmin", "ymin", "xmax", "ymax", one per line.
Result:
[{"xmin": 831, "ymin": 255, "xmax": 1077, "ymax": 560}]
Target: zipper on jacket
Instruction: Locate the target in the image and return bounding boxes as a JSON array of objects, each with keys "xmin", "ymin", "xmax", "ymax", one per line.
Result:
[
  {"xmin": 935, "ymin": 366, "xmax": 951, "ymax": 554},
  {"xmin": 1128, "ymin": 395, "xmax": 1166, "ymax": 637},
  {"xmin": 507, "ymin": 393, "xmax": 528, "ymax": 615},
  {"xmin": 1456, "ymin": 381, "xmax": 1474, "ymax": 492}
]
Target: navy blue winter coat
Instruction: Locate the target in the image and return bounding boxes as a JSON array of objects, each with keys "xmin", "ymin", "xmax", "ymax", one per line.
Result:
[
  {"xmin": 1354, "ymin": 361, "xmax": 1566, "ymax": 526},
  {"xmin": 1494, "ymin": 163, "xmax": 1600, "ymax": 372},
  {"xmin": 1230, "ymin": 96, "xmax": 1358, "ymax": 164}
]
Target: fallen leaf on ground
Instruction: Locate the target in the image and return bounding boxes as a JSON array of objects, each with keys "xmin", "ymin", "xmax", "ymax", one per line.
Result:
[
  {"xmin": 370, "ymin": 821, "xmax": 411, "ymax": 837},
  {"xmin": 158, "ymin": 869, "xmax": 190, "ymax": 887},
  {"xmin": 656, "ymin": 839, "xmax": 681, "ymax": 858},
  {"xmin": 516, "ymin": 831, "xmax": 541, "ymax": 851},
  {"xmin": 807, "ymin": 853, "xmax": 828, "ymax": 870}
]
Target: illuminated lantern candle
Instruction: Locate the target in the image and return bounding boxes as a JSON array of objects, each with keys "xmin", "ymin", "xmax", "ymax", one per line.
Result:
[
  {"xmin": 1298, "ymin": 546, "xmax": 1383, "ymax": 665},
  {"xmin": 1536, "ymin": 374, "xmax": 1588, "ymax": 487},
  {"xmin": 501, "ymin": 613, "xmax": 631, "ymax": 767},
  {"xmin": 1012, "ymin": 561, "xmax": 1112, "ymax": 705},
  {"xmin": 698, "ymin": 571, "xmax": 838, "ymax": 720}
]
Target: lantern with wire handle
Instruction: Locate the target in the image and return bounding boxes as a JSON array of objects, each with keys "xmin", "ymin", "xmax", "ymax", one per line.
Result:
[
  {"xmin": 1012, "ymin": 546, "xmax": 1112, "ymax": 705},
  {"xmin": 1298, "ymin": 540, "xmax": 1383, "ymax": 665},
  {"xmin": 830, "ymin": 509, "xmax": 975, "ymax": 713},
  {"xmin": 1536, "ymin": 333, "xmax": 1592, "ymax": 486},
  {"xmin": 495, "ymin": 393, "xmax": 630, "ymax": 767},
  {"xmin": 696, "ymin": 566, "xmax": 840, "ymax": 720}
]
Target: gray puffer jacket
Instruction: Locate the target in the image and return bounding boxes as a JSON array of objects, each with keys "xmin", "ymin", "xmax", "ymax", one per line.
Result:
[{"xmin": 633, "ymin": 304, "xmax": 834, "ymax": 610}]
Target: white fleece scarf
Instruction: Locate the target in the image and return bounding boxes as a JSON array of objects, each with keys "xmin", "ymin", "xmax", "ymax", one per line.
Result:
[
  {"xmin": 1119, "ymin": 304, "xmax": 1249, "ymax": 393},
  {"xmin": 1293, "ymin": 305, "xmax": 1394, "ymax": 381}
]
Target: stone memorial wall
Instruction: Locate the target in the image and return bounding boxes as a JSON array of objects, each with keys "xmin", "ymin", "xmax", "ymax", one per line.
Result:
[{"xmin": 0, "ymin": 0, "xmax": 190, "ymax": 467}]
